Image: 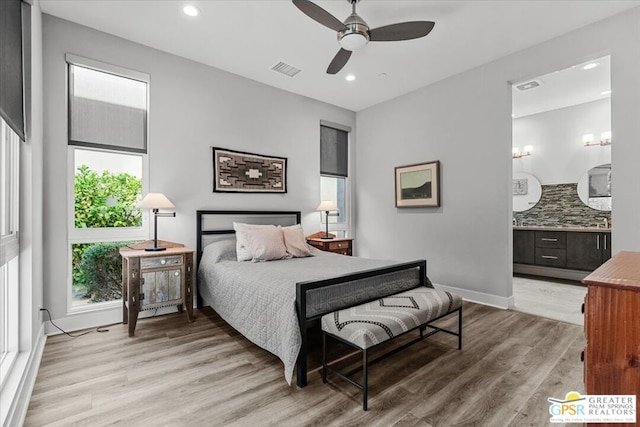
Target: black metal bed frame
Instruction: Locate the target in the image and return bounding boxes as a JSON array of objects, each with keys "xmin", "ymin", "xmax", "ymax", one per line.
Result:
[{"xmin": 195, "ymin": 210, "xmax": 427, "ymax": 388}]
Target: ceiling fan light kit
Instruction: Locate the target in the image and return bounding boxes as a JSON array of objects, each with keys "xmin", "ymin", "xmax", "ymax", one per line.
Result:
[{"xmin": 293, "ymin": 0, "xmax": 435, "ymax": 75}]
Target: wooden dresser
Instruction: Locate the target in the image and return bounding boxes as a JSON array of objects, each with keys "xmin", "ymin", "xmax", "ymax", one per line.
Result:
[
  {"xmin": 306, "ymin": 237, "xmax": 353, "ymax": 256},
  {"xmin": 582, "ymin": 251, "xmax": 640, "ymax": 426}
]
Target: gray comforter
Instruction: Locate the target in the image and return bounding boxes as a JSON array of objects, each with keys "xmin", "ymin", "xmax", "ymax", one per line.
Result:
[{"xmin": 198, "ymin": 239, "xmax": 418, "ymax": 384}]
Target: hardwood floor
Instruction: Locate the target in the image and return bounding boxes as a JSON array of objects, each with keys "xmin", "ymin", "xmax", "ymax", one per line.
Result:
[
  {"xmin": 25, "ymin": 303, "xmax": 585, "ymax": 426},
  {"xmin": 513, "ymin": 275, "xmax": 587, "ymax": 325}
]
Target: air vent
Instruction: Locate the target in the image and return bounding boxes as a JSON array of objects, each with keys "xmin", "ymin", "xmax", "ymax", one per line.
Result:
[
  {"xmin": 271, "ymin": 61, "xmax": 302, "ymax": 78},
  {"xmin": 515, "ymin": 80, "xmax": 541, "ymax": 91}
]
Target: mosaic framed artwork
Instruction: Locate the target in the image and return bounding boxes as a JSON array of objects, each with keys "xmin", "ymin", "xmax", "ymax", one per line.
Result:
[
  {"xmin": 394, "ymin": 160, "xmax": 440, "ymax": 208},
  {"xmin": 212, "ymin": 147, "xmax": 287, "ymax": 193},
  {"xmin": 512, "ymin": 178, "xmax": 528, "ymax": 195}
]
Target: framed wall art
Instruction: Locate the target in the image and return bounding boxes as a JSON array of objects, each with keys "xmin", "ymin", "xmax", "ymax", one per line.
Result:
[
  {"xmin": 395, "ymin": 160, "xmax": 440, "ymax": 207},
  {"xmin": 212, "ymin": 147, "xmax": 287, "ymax": 193}
]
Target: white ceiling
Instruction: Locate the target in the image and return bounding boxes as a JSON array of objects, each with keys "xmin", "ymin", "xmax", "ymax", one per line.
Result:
[
  {"xmin": 39, "ymin": 0, "xmax": 639, "ymax": 112},
  {"xmin": 512, "ymin": 55, "xmax": 611, "ymax": 118}
]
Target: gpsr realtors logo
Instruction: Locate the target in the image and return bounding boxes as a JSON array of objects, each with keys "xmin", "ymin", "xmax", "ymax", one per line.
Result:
[{"xmin": 548, "ymin": 391, "xmax": 636, "ymax": 423}]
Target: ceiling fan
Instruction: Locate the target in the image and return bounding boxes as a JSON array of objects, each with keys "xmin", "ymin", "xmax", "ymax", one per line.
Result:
[{"xmin": 292, "ymin": 0, "xmax": 435, "ymax": 75}]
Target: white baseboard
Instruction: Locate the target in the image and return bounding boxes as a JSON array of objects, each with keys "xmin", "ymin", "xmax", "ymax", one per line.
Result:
[
  {"xmin": 45, "ymin": 305, "xmax": 181, "ymax": 335},
  {"xmin": 2, "ymin": 324, "xmax": 46, "ymax": 427},
  {"xmin": 433, "ymin": 283, "xmax": 513, "ymax": 309}
]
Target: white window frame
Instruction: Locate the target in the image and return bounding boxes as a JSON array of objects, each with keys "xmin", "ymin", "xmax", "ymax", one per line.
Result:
[
  {"xmin": 0, "ymin": 118, "xmax": 20, "ymax": 387},
  {"xmin": 65, "ymin": 55, "xmax": 150, "ymax": 314},
  {"xmin": 67, "ymin": 145, "xmax": 149, "ymax": 314},
  {"xmin": 319, "ymin": 120, "xmax": 352, "ymax": 237},
  {"xmin": 320, "ymin": 175, "xmax": 350, "ymax": 237}
]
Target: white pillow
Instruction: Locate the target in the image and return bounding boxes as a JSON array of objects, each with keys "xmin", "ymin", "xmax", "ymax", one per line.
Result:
[
  {"xmin": 245, "ymin": 226, "xmax": 288, "ymax": 262},
  {"xmin": 234, "ymin": 222, "xmax": 275, "ymax": 261},
  {"xmin": 280, "ymin": 225, "xmax": 312, "ymax": 258}
]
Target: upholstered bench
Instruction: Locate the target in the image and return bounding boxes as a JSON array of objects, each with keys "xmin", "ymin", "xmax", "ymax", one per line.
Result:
[{"xmin": 320, "ymin": 286, "xmax": 463, "ymax": 410}]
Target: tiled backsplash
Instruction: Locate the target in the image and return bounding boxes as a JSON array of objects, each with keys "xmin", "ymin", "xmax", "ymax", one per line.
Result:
[{"xmin": 513, "ymin": 183, "xmax": 611, "ymax": 227}]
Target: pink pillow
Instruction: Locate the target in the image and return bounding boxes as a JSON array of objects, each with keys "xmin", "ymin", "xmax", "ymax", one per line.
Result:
[
  {"xmin": 280, "ymin": 225, "xmax": 312, "ymax": 258},
  {"xmin": 233, "ymin": 222, "xmax": 274, "ymax": 262},
  {"xmin": 245, "ymin": 226, "xmax": 288, "ymax": 262}
]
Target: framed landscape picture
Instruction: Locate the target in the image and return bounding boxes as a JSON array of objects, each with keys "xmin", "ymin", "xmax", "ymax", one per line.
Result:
[
  {"xmin": 212, "ymin": 147, "xmax": 287, "ymax": 193},
  {"xmin": 395, "ymin": 160, "xmax": 440, "ymax": 207}
]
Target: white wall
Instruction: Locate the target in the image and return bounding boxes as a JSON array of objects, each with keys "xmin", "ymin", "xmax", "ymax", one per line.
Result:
[
  {"xmin": 513, "ymin": 99, "xmax": 611, "ymax": 185},
  {"xmin": 355, "ymin": 7, "xmax": 640, "ymax": 307},
  {"xmin": 42, "ymin": 15, "xmax": 355, "ymax": 329}
]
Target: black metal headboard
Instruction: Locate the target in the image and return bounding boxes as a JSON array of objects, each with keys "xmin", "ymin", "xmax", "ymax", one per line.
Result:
[{"xmin": 195, "ymin": 210, "xmax": 301, "ymax": 306}]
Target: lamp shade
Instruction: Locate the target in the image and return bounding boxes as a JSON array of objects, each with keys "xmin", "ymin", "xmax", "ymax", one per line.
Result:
[
  {"xmin": 136, "ymin": 193, "xmax": 175, "ymax": 209},
  {"xmin": 316, "ymin": 201, "xmax": 338, "ymax": 212}
]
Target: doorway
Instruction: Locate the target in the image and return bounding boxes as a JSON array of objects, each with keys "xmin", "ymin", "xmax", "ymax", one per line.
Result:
[{"xmin": 511, "ymin": 56, "xmax": 612, "ymax": 325}]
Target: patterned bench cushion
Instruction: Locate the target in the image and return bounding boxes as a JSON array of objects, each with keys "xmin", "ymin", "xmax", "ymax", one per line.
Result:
[{"xmin": 320, "ymin": 287, "xmax": 462, "ymax": 349}]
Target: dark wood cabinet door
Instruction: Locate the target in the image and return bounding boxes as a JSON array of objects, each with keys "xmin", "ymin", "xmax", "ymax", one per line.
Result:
[
  {"xmin": 566, "ymin": 232, "xmax": 602, "ymax": 271},
  {"xmin": 513, "ymin": 230, "xmax": 535, "ymax": 264},
  {"xmin": 601, "ymin": 232, "xmax": 612, "ymax": 262}
]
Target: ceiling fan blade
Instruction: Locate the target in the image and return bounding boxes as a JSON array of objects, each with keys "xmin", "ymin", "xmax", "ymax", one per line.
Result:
[
  {"xmin": 369, "ymin": 21, "xmax": 435, "ymax": 42},
  {"xmin": 327, "ymin": 49, "xmax": 352, "ymax": 75},
  {"xmin": 292, "ymin": 0, "xmax": 346, "ymax": 32}
]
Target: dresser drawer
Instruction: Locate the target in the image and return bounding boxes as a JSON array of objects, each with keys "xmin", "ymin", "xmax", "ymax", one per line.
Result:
[
  {"xmin": 140, "ymin": 255, "xmax": 183, "ymax": 269},
  {"xmin": 535, "ymin": 231, "xmax": 566, "ymax": 249},
  {"xmin": 329, "ymin": 241, "xmax": 351, "ymax": 251},
  {"xmin": 535, "ymin": 248, "xmax": 566, "ymax": 267}
]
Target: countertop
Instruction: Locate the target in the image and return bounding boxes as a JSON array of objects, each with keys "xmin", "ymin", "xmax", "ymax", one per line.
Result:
[{"xmin": 513, "ymin": 226, "xmax": 611, "ymax": 233}]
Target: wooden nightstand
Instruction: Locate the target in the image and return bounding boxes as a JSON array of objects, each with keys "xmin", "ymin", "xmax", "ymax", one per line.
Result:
[
  {"xmin": 120, "ymin": 241, "xmax": 194, "ymax": 336},
  {"xmin": 307, "ymin": 237, "xmax": 353, "ymax": 256}
]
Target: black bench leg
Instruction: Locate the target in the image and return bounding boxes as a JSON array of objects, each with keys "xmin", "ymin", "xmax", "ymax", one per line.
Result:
[
  {"xmin": 363, "ymin": 348, "xmax": 368, "ymax": 411},
  {"xmin": 322, "ymin": 332, "xmax": 328, "ymax": 383}
]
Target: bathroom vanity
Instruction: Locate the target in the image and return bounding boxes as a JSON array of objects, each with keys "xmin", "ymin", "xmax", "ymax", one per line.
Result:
[{"xmin": 513, "ymin": 226, "xmax": 611, "ymax": 281}]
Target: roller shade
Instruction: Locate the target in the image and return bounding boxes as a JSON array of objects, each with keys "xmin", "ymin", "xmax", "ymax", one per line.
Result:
[
  {"xmin": 320, "ymin": 125, "xmax": 348, "ymax": 177},
  {"xmin": 68, "ymin": 63, "xmax": 148, "ymax": 153},
  {"xmin": 0, "ymin": 0, "xmax": 25, "ymax": 141}
]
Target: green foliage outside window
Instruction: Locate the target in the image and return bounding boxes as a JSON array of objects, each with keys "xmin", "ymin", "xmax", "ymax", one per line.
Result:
[
  {"xmin": 74, "ymin": 164, "xmax": 142, "ymax": 228},
  {"xmin": 72, "ymin": 165, "xmax": 142, "ymax": 302},
  {"xmin": 79, "ymin": 241, "xmax": 135, "ymax": 303}
]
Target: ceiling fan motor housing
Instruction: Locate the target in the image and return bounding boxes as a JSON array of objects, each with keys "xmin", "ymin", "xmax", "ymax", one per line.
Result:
[{"xmin": 338, "ymin": 10, "xmax": 370, "ymax": 51}]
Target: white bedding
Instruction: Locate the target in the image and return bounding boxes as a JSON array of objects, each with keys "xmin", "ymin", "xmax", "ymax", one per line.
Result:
[{"xmin": 197, "ymin": 239, "xmax": 419, "ymax": 384}]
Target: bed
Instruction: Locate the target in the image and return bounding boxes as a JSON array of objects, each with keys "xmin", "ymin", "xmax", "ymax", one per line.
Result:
[{"xmin": 196, "ymin": 210, "xmax": 428, "ymax": 387}]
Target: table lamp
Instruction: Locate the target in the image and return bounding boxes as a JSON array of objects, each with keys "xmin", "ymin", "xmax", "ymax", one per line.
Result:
[
  {"xmin": 316, "ymin": 201, "xmax": 338, "ymax": 240},
  {"xmin": 136, "ymin": 193, "xmax": 176, "ymax": 251}
]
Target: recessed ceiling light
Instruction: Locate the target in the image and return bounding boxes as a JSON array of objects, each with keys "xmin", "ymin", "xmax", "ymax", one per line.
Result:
[
  {"xmin": 379, "ymin": 73, "xmax": 388, "ymax": 78},
  {"xmin": 582, "ymin": 62, "xmax": 599, "ymax": 70},
  {"xmin": 183, "ymin": 5, "xmax": 200, "ymax": 17},
  {"xmin": 346, "ymin": 74, "xmax": 356, "ymax": 81},
  {"xmin": 601, "ymin": 90, "xmax": 612, "ymax": 96}
]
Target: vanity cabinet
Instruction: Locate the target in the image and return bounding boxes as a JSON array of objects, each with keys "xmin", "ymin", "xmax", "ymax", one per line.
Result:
[
  {"xmin": 513, "ymin": 230, "xmax": 534, "ymax": 264},
  {"xmin": 534, "ymin": 231, "xmax": 567, "ymax": 268},
  {"xmin": 566, "ymin": 232, "xmax": 611, "ymax": 271},
  {"xmin": 514, "ymin": 227, "xmax": 612, "ymax": 279}
]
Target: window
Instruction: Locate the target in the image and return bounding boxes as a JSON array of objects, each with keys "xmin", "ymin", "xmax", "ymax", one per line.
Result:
[
  {"xmin": 0, "ymin": 117, "xmax": 20, "ymax": 384},
  {"xmin": 320, "ymin": 124, "xmax": 350, "ymax": 236},
  {"xmin": 67, "ymin": 56, "xmax": 149, "ymax": 310}
]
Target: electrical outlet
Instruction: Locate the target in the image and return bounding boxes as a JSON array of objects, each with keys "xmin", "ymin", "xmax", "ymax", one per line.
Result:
[{"xmin": 38, "ymin": 306, "xmax": 45, "ymax": 321}]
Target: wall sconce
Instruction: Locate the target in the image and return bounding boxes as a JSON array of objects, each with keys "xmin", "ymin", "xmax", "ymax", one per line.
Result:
[
  {"xmin": 512, "ymin": 145, "xmax": 533, "ymax": 159},
  {"xmin": 583, "ymin": 132, "xmax": 612, "ymax": 147}
]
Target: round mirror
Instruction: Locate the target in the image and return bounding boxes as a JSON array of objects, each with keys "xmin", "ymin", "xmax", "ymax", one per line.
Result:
[
  {"xmin": 577, "ymin": 163, "xmax": 611, "ymax": 211},
  {"xmin": 513, "ymin": 172, "xmax": 542, "ymax": 212}
]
